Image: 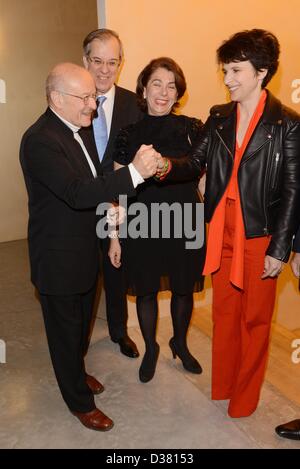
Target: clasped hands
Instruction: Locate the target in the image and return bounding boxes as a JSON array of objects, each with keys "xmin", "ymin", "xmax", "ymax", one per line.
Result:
[{"xmin": 132, "ymin": 144, "xmax": 165, "ymax": 178}]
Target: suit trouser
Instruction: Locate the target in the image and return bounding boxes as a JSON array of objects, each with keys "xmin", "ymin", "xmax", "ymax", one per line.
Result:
[
  {"xmin": 101, "ymin": 237, "xmax": 128, "ymax": 341},
  {"xmin": 211, "ymin": 199, "xmax": 277, "ymax": 417},
  {"xmin": 40, "ymin": 284, "xmax": 97, "ymax": 413}
]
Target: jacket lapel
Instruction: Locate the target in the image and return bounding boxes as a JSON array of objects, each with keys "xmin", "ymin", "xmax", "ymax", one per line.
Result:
[
  {"xmin": 240, "ymin": 123, "xmax": 272, "ymax": 164},
  {"xmin": 102, "ymin": 86, "xmax": 124, "ymax": 163},
  {"xmin": 46, "ymin": 109, "xmax": 99, "ymax": 178},
  {"xmin": 240, "ymin": 91, "xmax": 282, "ymax": 164},
  {"xmin": 66, "ymin": 134, "xmax": 97, "ymax": 178},
  {"xmin": 213, "ymin": 106, "xmax": 236, "ymax": 159},
  {"xmin": 79, "ymin": 127, "xmax": 102, "ymax": 176}
]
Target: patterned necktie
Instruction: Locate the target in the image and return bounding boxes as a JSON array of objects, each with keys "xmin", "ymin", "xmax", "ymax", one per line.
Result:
[{"xmin": 93, "ymin": 96, "xmax": 108, "ymax": 162}]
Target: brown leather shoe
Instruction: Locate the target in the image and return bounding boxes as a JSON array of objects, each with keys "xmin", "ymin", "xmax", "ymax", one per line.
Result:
[
  {"xmin": 86, "ymin": 374, "xmax": 104, "ymax": 395},
  {"xmin": 72, "ymin": 408, "xmax": 114, "ymax": 431}
]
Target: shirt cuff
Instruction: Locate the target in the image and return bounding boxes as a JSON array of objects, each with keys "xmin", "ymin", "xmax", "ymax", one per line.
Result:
[{"xmin": 128, "ymin": 163, "xmax": 144, "ymax": 188}]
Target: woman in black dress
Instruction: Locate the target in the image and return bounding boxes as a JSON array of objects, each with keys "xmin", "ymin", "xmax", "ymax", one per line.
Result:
[{"xmin": 111, "ymin": 57, "xmax": 205, "ymax": 382}]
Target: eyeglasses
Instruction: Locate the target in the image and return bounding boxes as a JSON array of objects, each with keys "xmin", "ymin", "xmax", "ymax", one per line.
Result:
[
  {"xmin": 58, "ymin": 91, "xmax": 97, "ymax": 105},
  {"xmin": 86, "ymin": 56, "xmax": 120, "ymax": 70}
]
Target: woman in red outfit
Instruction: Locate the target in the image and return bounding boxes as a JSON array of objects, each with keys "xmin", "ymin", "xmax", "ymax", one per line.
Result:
[{"xmin": 157, "ymin": 29, "xmax": 300, "ymax": 417}]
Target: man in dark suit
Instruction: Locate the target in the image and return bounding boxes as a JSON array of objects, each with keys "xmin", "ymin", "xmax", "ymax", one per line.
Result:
[
  {"xmin": 20, "ymin": 62, "xmax": 158, "ymax": 431},
  {"xmin": 83, "ymin": 29, "xmax": 144, "ymax": 358},
  {"xmin": 275, "ymin": 227, "xmax": 300, "ymax": 441}
]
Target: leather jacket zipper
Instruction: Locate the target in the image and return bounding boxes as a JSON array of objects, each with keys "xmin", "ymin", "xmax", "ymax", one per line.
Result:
[
  {"xmin": 215, "ymin": 129, "xmax": 234, "ymax": 159},
  {"xmin": 212, "ymin": 129, "xmax": 234, "ymax": 211},
  {"xmin": 271, "ymin": 153, "xmax": 280, "ymax": 189},
  {"xmin": 262, "ymin": 142, "xmax": 274, "ymax": 236}
]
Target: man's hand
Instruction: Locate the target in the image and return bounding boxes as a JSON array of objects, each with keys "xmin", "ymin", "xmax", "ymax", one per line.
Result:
[
  {"xmin": 132, "ymin": 144, "xmax": 159, "ymax": 178},
  {"xmin": 261, "ymin": 255, "xmax": 283, "ymax": 279},
  {"xmin": 291, "ymin": 252, "xmax": 300, "ymax": 278}
]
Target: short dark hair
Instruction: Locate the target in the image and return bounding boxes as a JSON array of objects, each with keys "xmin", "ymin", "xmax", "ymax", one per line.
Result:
[
  {"xmin": 136, "ymin": 57, "xmax": 186, "ymax": 112},
  {"xmin": 83, "ymin": 28, "xmax": 123, "ymax": 61},
  {"xmin": 217, "ymin": 29, "xmax": 280, "ymax": 88}
]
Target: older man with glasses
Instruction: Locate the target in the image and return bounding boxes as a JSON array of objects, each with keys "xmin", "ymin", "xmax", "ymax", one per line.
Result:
[
  {"xmin": 83, "ymin": 29, "xmax": 144, "ymax": 360},
  {"xmin": 20, "ymin": 62, "xmax": 158, "ymax": 431}
]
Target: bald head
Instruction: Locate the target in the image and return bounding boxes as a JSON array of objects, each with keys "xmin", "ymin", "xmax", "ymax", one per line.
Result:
[
  {"xmin": 46, "ymin": 62, "xmax": 95, "ymax": 103},
  {"xmin": 46, "ymin": 62, "xmax": 97, "ymax": 128}
]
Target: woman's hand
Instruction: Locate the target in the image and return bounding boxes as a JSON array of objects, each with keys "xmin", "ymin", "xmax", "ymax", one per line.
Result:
[
  {"xmin": 108, "ymin": 238, "xmax": 122, "ymax": 268},
  {"xmin": 107, "ymin": 204, "xmax": 126, "ymax": 226},
  {"xmin": 291, "ymin": 252, "xmax": 300, "ymax": 278},
  {"xmin": 261, "ymin": 255, "xmax": 283, "ymax": 278},
  {"xmin": 156, "ymin": 155, "xmax": 166, "ymax": 170},
  {"xmin": 155, "ymin": 156, "xmax": 172, "ymax": 179}
]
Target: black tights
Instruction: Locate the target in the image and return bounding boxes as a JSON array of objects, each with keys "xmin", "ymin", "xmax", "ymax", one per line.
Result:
[
  {"xmin": 136, "ymin": 292, "xmax": 193, "ymax": 352},
  {"xmin": 136, "ymin": 294, "xmax": 158, "ymax": 353},
  {"xmin": 170, "ymin": 293, "xmax": 193, "ymax": 349}
]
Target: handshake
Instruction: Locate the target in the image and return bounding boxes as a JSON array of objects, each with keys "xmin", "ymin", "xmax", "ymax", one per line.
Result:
[{"xmin": 132, "ymin": 144, "xmax": 165, "ymax": 179}]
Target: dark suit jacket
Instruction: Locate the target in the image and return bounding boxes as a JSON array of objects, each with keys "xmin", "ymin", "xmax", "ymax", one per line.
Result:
[
  {"xmin": 100, "ymin": 85, "xmax": 144, "ymax": 173},
  {"xmin": 20, "ymin": 108, "xmax": 136, "ymax": 295}
]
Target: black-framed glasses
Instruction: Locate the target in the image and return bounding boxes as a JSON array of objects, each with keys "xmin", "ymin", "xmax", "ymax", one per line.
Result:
[
  {"xmin": 58, "ymin": 91, "xmax": 97, "ymax": 105},
  {"xmin": 86, "ymin": 56, "xmax": 120, "ymax": 70}
]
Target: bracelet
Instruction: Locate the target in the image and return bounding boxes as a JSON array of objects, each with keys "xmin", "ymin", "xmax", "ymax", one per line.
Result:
[
  {"xmin": 154, "ymin": 158, "xmax": 172, "ymax": 181},
  {"xmin": 160, "ymin": 159, "xmax": 172, "ymax": 181},
  {"xmin": 154, "ymin": 158, "xmax": 171, "ymax": 180},
  {"xmin": 154, "ymin": 158, "xmax": 168, "ymax": 179},
  {"xmin": 161, "ymin": 158, "xmax": 169, "ymax": 174},
  {"xmin": 108, "ymin": 230, "xmax": 119, "ymax": 239}
]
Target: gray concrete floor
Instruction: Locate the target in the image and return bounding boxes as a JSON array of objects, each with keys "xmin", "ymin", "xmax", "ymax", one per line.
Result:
[{"xmin": 0, "ymin": 240, "xmax": 300, "ymax": 449}]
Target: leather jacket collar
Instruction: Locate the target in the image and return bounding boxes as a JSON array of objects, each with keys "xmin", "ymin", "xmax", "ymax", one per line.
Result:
[
  {"xmin": 209, "ymin": 90, "xmax": 284, "ymax": 160},
  {"xmin": 210, "ymin": 90, "xmax": 283, "ymax": 124}
]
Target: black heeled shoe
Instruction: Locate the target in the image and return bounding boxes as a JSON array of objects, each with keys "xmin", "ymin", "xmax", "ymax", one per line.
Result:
[
  {"xmin": 169, "ymin": 337, "xmax": 202, "ymax": 374},
  {"xmin": 139, "ymin": 343, "xmax": 160, "ymax": 383}
]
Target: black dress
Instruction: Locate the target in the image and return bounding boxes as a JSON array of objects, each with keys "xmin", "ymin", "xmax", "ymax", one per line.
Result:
[{"xmin": 113, "ymin": 113, "xmax": 205, "ymax": 296}]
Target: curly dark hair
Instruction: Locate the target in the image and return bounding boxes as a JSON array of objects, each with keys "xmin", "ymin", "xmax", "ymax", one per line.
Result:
[
  {"xmin": 136, "ymin": 57, "xmax": 186, "ymax": 112},
  {"xmin": 217, "ymin": 29, "xmax": 280, "ymax": 88}
]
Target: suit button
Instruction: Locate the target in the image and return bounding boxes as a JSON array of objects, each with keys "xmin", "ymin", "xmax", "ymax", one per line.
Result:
[
  {"xmin": 218, "ymin": 125, "xmax": 223, "ymax": 130},
  {"xmin": 268, "ymin": 134, "xmax": 272, "ymax": 139}
]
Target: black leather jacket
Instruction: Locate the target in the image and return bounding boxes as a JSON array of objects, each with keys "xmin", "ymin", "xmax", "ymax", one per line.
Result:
[{"xmin": 169, "ymin": 91, "xmax": 300, "ymax": 262}]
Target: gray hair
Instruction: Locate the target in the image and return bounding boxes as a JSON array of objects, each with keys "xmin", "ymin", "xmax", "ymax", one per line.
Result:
[{"xmin": 83, "ymin": 28, "xmax": 123, "ymax": 61}]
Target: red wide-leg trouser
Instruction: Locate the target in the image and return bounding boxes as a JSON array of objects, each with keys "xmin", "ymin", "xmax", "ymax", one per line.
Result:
[{"xmin": 211, "ymin": 200, "xmax": 277, "ymax": 417}]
